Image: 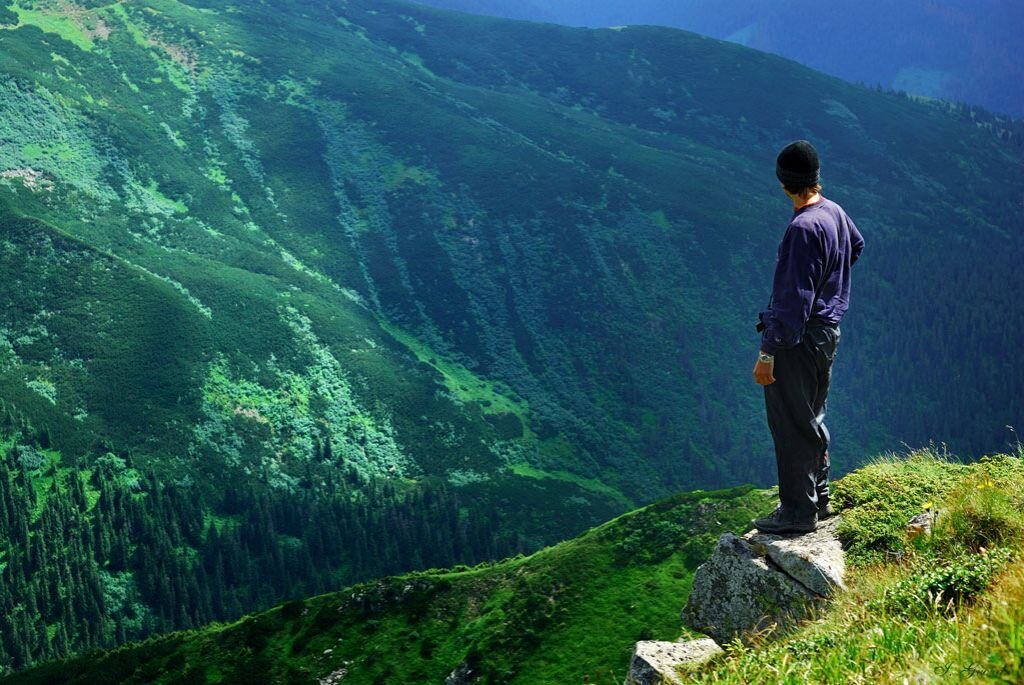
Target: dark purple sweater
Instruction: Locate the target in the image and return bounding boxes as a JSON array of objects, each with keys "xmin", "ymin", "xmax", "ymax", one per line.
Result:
[{"xmin": 758, "ymin": 196, "xmax": 864, "ymax": 355}]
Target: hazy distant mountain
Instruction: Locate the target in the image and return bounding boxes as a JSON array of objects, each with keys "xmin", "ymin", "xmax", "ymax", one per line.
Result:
[{"xmin": 414, "ymin": 0, "xmax": 1024, "ymax": 118}]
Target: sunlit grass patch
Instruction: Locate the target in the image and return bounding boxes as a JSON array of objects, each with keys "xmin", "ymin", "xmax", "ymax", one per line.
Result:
[
  {"xmin": 378, "ymin": 318, "xmax": 530, "ymax": 422},
  {"xmin": 509, "ymin": 462, "xmax": 633, "ymax": 509},
  {"xmin": 831, "ymin": 446, "xmax": 968, "ymax": 566},
  {"xmin": 6, "ymin": 0, "xmax": 99, "ymax": 51},
  {"xmin": 685, "ymin": 449, "xmax": 1024, "ymax": 684}
]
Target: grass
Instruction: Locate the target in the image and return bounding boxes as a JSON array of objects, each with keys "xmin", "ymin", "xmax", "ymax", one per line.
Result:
[
  {"xmin": 140, "ymin": 178, "xmax": 188, "ymax": 213},
  {"xmin": 106, "ymin": 2, "xmax": 148, "ymax": 49},
  {"xmin": 384, "ymin": 160, "xmax": 435, "ymax": 190},
  {"xmin": 509, "ymin": 461, "xmax": 633, "ymax": 510},
  {"xmin": 377, "ymin": 318, "xmax": 530, "ymax": 422},
  {"xmin": 683, "ymin": 446, "xmax": 1024, "ymax": 683},
  {"xmin": 4, "ymin": 1, "xmax": 96, "ymax": 52}
]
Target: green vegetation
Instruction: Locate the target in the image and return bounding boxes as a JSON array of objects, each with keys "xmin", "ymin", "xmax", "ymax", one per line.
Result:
[
  {"xmin": 0, "ymin": 0, "xmax": 1021, "ymax": 675},
  {"xmin": 509, "ymin": 462, "xmax": 632, "ymax": 510},
  {"xmin": 139, "ymin": 178, "xmax": 188, "ymax": 214},
  {"xmin": 0, "ymin": 406, "xmax": 524, "ymax": 675},
  {"xmin": 0, "ymin": 481, "xmax": 775, "ymax": 684},
  {"xmin": 378, "ymin": 318, "xmax": 529, "ymax": 421},
  {"xmin": 8, "ymin": 448, "xmax": 1024, "ymax": 684},
  {"xmin": 4, "ymin": 1, "xmax": 98, "ymax": 52},
  {"xmin": 686, "ymin": 447, "xmax": 1024, "ymax": 683}
]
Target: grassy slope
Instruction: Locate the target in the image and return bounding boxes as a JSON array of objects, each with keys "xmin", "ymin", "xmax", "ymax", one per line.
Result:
[
  {"xmin": 0, "ymin": 212, "xmax": 212, "ymax": 457},
  {"xmin": 0, "ymin": 484, "xmax": 777, "ymax": 684},
  {"xmin": 8, "ymin": 447, "xmax": 1024, "ymax": 684},
  {"xmin": 685, "ymin": 447, "xmax": 1024, "ymax": 683}
]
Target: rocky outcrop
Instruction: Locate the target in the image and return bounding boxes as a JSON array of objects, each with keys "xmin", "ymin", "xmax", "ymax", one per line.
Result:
[
  {"xmin": 680, "ymin": 532, "xmax": 821, "ymax": 643},
  {"xmin": 624, "ymin": 638, "xmax": 722, "ymax": 685},
  {"xmin": 744, "ymin": 516, "xmax": 845, "ymax": 597},
  {"xmin": 680, "ymin": 516, "xmax": 845, "ymax": 645},
  {"xmin": 318, "ymin": 667, "xmax": 348, "ymax": 685}
]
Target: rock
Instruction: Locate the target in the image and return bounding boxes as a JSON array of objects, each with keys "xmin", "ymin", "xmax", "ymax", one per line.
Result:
[
  {"xmin": 743, "ymin": 516, "xmax": 846, "ymax": 596},
  {"xmin": 445, "ymin": 662, "xmax": 475, "ymax": 685},
  {"xmin": 624, "ymin": 638, "xmax": 723, "ymax": 685},
  {"xmin": 906, "ymin": 508, "xmax": 939, "ymax": 541},
  {"xmin": 318, "ymin": 667, "xmax": 348, "ymax": 685},
  {"xmin": 680, "ymin": 526, "xmax": 834, "ymax": 644}
]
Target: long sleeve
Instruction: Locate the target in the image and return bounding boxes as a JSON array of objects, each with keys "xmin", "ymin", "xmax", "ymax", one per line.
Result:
[
  {"xmin": 850, "ymin": 218, "xmax": 864, "ymax": 266},
  {"xmin": 759, "ymin": 223, "xmax": 823, "ymax": 355}
]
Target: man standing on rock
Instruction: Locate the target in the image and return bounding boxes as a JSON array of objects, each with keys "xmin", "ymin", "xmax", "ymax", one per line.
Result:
[{"xmin": 752, "ymin": 140, "xmax": 864, "ymax": 534}]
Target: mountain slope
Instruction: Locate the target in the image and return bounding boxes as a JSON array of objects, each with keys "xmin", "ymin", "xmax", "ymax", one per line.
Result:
[
  {"xmin": 0, "ymin": 482, "xmax": 777, "ymax": 684},
  {"xmin": 0, "ymin": 0, "xmax": 1022, "ymax": 670},
  {"xmin": 1, "ymin": 0, "xmax": 1020, "ymax": 501},
  {"xmin": 8, "ymin": 448, "xmax": 1022, "ymax": 684}
]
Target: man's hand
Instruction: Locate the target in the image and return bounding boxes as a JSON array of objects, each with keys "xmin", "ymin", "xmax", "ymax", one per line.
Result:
[{"xmin": 753, "ymin": 353, "xmax": 776, "ymax": 385}]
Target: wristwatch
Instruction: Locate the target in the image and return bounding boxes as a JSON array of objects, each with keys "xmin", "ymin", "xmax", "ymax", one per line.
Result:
[{"xmin": 758, "ymin": 352, "xmax": 774, "ymax": 364}]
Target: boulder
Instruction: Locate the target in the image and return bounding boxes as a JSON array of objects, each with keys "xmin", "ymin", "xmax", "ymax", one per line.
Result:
[
  {"xmin": 624, "ymin": 638, "xmax": 723, "ymax": 685},
  {"xmin": 744, "ymin": 515, "xmax": 846, "ymax": 596},
  {"xmin": 680, "ymin": 516, "xmax": 846, "ymax": 644}
]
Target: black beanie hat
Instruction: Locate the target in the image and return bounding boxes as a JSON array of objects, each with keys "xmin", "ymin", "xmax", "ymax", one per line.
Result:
[{"xmin": 775, "ymin": 140, "xmax": 820, "ymax": 188}]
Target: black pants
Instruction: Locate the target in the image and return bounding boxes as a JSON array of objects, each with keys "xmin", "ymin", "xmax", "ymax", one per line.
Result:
[{"xmin": 764, "ymin": 324, "xmax": 840, "ymax": 517}]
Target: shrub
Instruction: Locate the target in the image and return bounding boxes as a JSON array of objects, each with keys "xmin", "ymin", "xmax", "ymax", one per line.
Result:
[
  {"xmin": 831, "ymin": 448, "xmax": 965, "ymax": 565},
  {"xmin": 929, "ymin": 458, "xmax": 1024, "ymax": 554},
  {"xmin": 870, "ymin": 547, "xmax": 1013, "ymax": 618}
]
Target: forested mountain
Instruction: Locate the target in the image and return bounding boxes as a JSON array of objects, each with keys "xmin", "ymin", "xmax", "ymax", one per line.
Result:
[
  {"xmin": 1, "ymin": 477, "xmax": 777, "ymax": 684},
  {"xmin": 7, "ymin": 448, "xmax": 1023, "ymax": 684},
  {"xmin": 0, "ymin": 0, "xmax": 1021, "ymax": 673},
  {"xmin": 0, "ymin": 404, "xmax": 522, "ymax": 672},
  {"xmin": 413, "ymin": 0, "xmax": 1024, "ymax": 118}
]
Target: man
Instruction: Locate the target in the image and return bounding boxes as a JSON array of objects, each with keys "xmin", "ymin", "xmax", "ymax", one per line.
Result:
[{"xmin": 752, "ymin": 140, "xmax": 864, "ymax": 534}]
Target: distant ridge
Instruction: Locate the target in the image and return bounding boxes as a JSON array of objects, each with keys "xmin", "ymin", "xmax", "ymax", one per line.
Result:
[{"xmin": 411, "ymin": 0, "xmax": 1024, "ymax": 118}]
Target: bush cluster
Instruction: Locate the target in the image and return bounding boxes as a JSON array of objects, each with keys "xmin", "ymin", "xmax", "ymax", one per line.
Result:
[{"xmin": 871, "ymin": 547, "xmax": 1013, "ymax": 618}]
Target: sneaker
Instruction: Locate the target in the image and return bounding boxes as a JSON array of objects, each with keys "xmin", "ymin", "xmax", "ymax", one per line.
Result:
[
  {"xmin": 752, "ymin": 505, "xmax": 817, "ymax": 534},
  {"xmin": 817, "ymin": 501, "xmax": 836, "ymax": 520}
]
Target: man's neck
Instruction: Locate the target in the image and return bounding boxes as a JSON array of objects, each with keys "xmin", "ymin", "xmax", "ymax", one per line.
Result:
[{"xmin": 792, "ymin": 192, "xmax": 822, "ymax": 210}]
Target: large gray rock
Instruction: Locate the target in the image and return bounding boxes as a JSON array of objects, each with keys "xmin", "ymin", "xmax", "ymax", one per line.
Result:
[
  {"xmin": 624, "ymin": 638, "xmax": 723, "ymax": 685},
  {"xmin": 744, "ymin": 516, "xmax": 846, "ymax": 597},
  {"xmin": 680, "ymin": 522, "xmax": 839, "ymax": 644}
]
